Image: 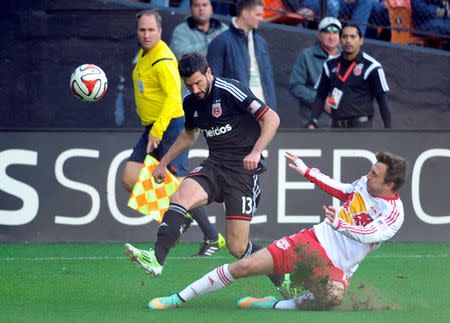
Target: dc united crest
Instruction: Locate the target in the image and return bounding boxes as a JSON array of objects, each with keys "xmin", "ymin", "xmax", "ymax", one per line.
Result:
[
  {"xmin": 211, "ymin": 100, "xmax": 222, "ymax": 118},
  {"xmin": 354, "ymin": 63, "xmax": 364, "ymax": 76}
]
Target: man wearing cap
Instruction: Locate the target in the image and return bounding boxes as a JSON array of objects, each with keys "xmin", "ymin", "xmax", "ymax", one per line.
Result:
[
  {"xmin": 289, "ymin": 17, "xmax": 342, "ymax": 128},
  {"xmin": 307, "ymin": 23, "xmax": 392, "ymax": 129}
]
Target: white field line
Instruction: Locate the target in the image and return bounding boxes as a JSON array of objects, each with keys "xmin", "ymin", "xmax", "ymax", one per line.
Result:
[
  {"xmin": 0, "ymin": 254, "xmax": 448, "ymax": 261},
  {"xmin": 0, "ymin": 256, "xmax": 228, "ymax": 261}
]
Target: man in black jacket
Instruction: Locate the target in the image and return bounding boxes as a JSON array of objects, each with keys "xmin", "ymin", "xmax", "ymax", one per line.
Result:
[{"xmin": 308, "ymin": 23, "xmax": 391, "ymax": 129}]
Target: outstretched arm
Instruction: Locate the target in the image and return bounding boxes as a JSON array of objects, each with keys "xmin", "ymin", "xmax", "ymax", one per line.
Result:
[{"xmin": 285, "ymin": 151, "xmax": 353, "ymax": 201}]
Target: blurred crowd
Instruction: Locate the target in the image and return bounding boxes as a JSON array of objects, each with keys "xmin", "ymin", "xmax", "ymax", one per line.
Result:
[
  {"xmin": 130, "ymin": 0, "xmax": 450, "ymax": 50},
  {"xmin": 126, "ymin": 0, "xmax": 447, "ymax": 130}
]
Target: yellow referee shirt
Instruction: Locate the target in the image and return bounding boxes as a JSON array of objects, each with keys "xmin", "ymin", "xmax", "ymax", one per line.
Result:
[{"xmin": 133, "ymin": 40, "xmax": 184, "ymax": 139}]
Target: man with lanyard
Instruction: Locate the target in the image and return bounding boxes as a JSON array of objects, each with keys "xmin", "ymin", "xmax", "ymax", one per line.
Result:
[
  {"xmin": 289, "ymin": 17, "xmax": 342, "ymax": 128},
  {"xmin": 307, "ymin": 23, "xmax": 392, "ymax": 129}
]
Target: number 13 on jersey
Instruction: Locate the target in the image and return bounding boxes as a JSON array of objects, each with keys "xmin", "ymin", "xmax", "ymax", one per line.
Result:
[{"xmin": 241, "ymin": 196, "xmax": 255, "ymax": 215}]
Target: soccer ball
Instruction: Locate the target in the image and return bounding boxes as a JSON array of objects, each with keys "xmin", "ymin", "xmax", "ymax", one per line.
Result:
[{"xmin": 70, "ymin": 64, "xmax": 108, "ymax": 102}]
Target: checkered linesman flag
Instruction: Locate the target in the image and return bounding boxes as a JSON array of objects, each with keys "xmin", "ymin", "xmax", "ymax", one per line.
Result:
[{"xmin": 127, "ymin": 155, "xmax": 180, "ymax": 223}]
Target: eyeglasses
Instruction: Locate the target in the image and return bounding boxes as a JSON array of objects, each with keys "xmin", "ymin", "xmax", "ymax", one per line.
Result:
[{"xmin": 320, "ymin": 26, "xmax": 340, "ymax": 33}]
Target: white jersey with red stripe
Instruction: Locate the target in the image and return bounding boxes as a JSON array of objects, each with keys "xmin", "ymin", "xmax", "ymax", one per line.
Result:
[{"xmin": 306, "ymin": 167, "xmax": 404, "ymax": 277}]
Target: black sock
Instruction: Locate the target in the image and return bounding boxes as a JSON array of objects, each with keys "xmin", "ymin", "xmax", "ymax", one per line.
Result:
[
  {"xmin": 154, "ymin": 203, "xmax": 187, "ymax": 265},
  {"xmin": 241, "ymin": 241, "xmax": 284, "ymax": 287},
  {"xmin": 189, "ymin": 207, "xmax": 218, "ymax": 241}
]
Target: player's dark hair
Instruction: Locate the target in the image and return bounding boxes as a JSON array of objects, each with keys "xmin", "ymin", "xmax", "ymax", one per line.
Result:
[
  {"xmin": 236, "ymin": 0, "xmax": 263, "ymax": 17},
  {"xmin": 376, "ymin": 151, "xmax": 409, "ymax": 192},
  {"xmin": 178, "ymin": 52, "xmax": 209, "ymax": 78},
  {"xmin": 136, "ymin": 9, "xmax": 162, "ymax": 29},
  {"xmin": 340, "ymin": 23, "xmax": 362, "ymax": 38}
]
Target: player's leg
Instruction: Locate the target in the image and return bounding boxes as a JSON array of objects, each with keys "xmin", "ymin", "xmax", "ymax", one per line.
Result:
[
  {"xmin": 122, "ymin": 161, "xmax": 142, "ymax": 192},
  {"xmin": 267, "ymin": 279, "xmax": 345, "ymax": 311},
  {"xmin": 305, "ymin": 279, "xmax": 345, "ymax": 309},
  {"xmin": 148, "ymin": 247, "xmax": 275, "ymax": 310},
  {"xmin": 223, "ymin": 173, "xmax": 285, "ymax": 288},
  {"xmin": 175, "ymin": 175, "xmax": 220, "ymax": 247},
  {"xmin": 238, "ymin": 229, "xmax": 348, "ymax": 310},
  {"xmin": 222, "ymin": 171, "xmax": 258, "ymax": 258},
  {"xmin": 224, "ymin": 219, "xmax": 250, "ymax": 258},
  {"xmin": 123, "ymin": 128, "xmax": 159, "ymax": 274},
  {"xmin": 150, "ymin": 165, "xmax": 223, "ymax": 271},
  {"xmin": 124, "ymin": 177, "xmax": 209, "ymax": 277},
  {"xmin": 153, "ymin": 177, "xmax": 209, "ymax": 265},
  {"xmin": 161, "ymin": 118, "xmax": 222, "ymax": 254}
]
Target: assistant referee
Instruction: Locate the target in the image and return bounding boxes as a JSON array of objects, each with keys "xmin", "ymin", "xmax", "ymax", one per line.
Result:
[{"xmin": 308, "ymin": 23, "xmax": 391, "ymax": 129}]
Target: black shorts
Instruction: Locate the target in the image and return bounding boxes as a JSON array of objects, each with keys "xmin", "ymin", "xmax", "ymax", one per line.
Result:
[{"xmin": 187, "ymin": 160, "xmax": 261, "ymax": 221}]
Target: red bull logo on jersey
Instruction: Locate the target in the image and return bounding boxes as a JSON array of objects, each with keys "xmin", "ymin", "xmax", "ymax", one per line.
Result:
[
  {"xmin": 212, "ymin": 101, "xmax": 222, "ymax": 118},
  {"xmin": 339, "ymin": 192, "xmax": 373, "ymax": 226}
]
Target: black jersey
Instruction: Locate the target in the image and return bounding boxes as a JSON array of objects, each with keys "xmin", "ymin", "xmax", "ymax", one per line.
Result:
[
  {"xmin": 315, "ymin": 51, "xmax": 389, "ymax": 119},
  {"xmin": 183, "ymin": 77, "xmax": 269, "ymax": 173}
]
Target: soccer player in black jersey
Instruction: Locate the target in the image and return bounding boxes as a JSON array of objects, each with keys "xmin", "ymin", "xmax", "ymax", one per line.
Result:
[{"xmin": 124, "ymin": 52, "xmax": 281, "ymax": 285}]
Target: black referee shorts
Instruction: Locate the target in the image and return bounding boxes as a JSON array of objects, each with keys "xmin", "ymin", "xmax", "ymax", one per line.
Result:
[{"xmin": 187, "ymin": 160, "xmax": 261, "ymax": 221}]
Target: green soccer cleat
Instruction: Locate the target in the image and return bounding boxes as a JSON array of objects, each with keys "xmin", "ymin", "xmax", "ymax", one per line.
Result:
[
  {"xmin": 123, "ymin": 243, "xmax": 163, "ymax": 277},
  {"xmin": 277, "ymin": 273, "xmax": 300, "ymax": 299},
  {"xmin": 148, "ymin": 294, "xmax": 183, "ymax": 310},
  {"xmin": 192, "ymin": 232, "xmax": 226, "ymax": 257},
  {"xmin": 237, "ymin": 295, "xmax": 278, "ymax": 309}
]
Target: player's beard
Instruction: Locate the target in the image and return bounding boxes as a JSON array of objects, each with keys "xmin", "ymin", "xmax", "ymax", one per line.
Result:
[
  {"xmin": 204, "ymin": 77, "xmax": 211, "ymax": 97},
  {"xmin": 196, "ymin": 76, "xmax": 211, "ymax": 101}
]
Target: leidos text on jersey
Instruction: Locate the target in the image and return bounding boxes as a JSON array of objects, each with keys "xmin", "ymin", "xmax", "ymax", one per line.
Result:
[{"xmin": 204, "ymin": 124, "xmax": 232, "ymax": 138}]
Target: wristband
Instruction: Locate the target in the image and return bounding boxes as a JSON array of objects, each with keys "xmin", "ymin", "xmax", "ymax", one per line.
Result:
[{"xmin": 294, "ymin": 158, "xmax": 308, "ymax": 173}]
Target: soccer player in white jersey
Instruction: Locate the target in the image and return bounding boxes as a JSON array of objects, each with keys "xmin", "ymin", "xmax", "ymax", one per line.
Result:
[{"xmin": 147, "ymin": 150, "xmax": 408, "ymax": 310}]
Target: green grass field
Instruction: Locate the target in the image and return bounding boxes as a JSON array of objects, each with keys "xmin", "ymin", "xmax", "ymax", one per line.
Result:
[{"xmin": 1, "ymin": 242, "xmax": 449, "ymax": 322}]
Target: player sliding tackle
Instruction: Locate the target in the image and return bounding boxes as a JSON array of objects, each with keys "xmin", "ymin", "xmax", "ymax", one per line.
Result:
[{"xmin": 148, "ymin": 151, "xmax": 409, "ymax": 310}]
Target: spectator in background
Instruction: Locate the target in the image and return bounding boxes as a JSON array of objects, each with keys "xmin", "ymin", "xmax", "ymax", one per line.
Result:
[
  {"xmin": 213, "ymin": 0, "xmax": 237, "ymax": 16},
  {"xmin": 307, "ymin": 23, "xmax": 392, "ymax": 129},
  {"xmin": 367, "ymin": 1, "xmax": 390, "ymax": 40},
  {"xmin": 171, "ymin": 0, "xmax": 228, "ymax": 59},
  {"xmin": 282, "ymin": 0, "xmax": 319, "ymax": 21},
  {"xmin": 327, "ymin": 0, "xmax": 374, "ymax": 36},
  {"xmin": 171, "ymin": 0, "xmax": 228, "ymax": 97},
  {"xmin": 412, "ymin": 0, "xmax": 450, "ymax": 36},
  {"xmin": 123, "ymin": 10, "xmax": 224, "ymax": 261},
  {"xmin": 207, "ymin": 0, "xmax": 277, "ymax": 109},
  {"xmin": 289, "ymin": 17, "xmax": 342, "ymax": 128}
]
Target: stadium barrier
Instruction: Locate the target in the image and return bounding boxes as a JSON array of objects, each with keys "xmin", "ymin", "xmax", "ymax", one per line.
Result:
[{"xmin": 1, "ymin": 129, "xmax": 449, "ymax": 243}]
